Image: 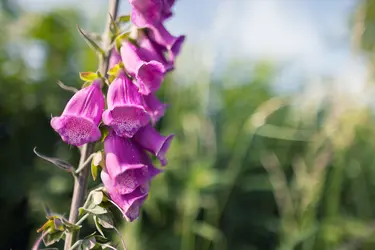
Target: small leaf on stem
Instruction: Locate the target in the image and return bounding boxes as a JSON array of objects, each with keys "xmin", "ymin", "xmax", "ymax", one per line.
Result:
[
  {"xmin": 33, "ymin": 148, "xmax": 75, "ymax": 173},
  {"xmin": 118, "ymin": 15, "xmax": 130, "ymax": 24},
  {"xmin": 97, "ymin": 213, "xmax": 114, "ymax": 229},
  {"xmin": 79, "ymin": 72, "xmax": 99, "ymax": 82},
  {"xmin": 77, "ymin": 25, "xmax": 105, "ymax": 56}
]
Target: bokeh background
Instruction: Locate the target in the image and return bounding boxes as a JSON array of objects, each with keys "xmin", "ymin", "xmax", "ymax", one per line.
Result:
[{"xmin": 2, "ymin": 0, "xmax": 375, "ymax": 249}]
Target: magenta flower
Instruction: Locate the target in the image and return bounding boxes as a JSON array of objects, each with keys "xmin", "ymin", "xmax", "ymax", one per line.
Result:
[
  {"xmin": 148, "ymin": 22, "xmax": 185, "ymax": 51},
  {"xmin": 133, "ymin": 124, "xmax": 174, "ymax": 166},
  {"xmin": 108, "ymin": 48, "xmax": 122, "ymax": 70},
  {"xmin": 130, "ymin": 0, "xmax": 175, "ymax": 27},
  {"xmin": 101, "ymin": 131, "xmax": 161, "ymax": 221},
  {"xmin": 144, "ymin": 93, "xmax": 168, "ymax": 124},
  {"xmin": 102, "ymin": 71, "xmax": 150, "ymax": 138},
  {"xmin": 120, "ymin": 40, "xmax": 165, "ymax": 95},
  {"xmin": 130, "ymin": 0, "xmax": 162, "ymax": 28},
  {"xmin": 51, "ymin": 80, "xmax": 105, "ymax": 146},
  {"xmin": 138, "ymin": 31, "xmax": 173, "ymax": 71}
]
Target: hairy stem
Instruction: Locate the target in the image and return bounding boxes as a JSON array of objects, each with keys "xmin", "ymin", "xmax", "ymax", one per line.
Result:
[{"xmin": 64, "ymin": 1, "xmax": 120, "ymax": 249}]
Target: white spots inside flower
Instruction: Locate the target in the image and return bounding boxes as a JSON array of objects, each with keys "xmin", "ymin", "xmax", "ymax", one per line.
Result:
[
  {"xmin": 117, "ymin": 167, "xmax": 149, "ymax": 194},
  {"xmin": 63, "ymin": 116, "xmax": 94, "ymax": 145},
  {"xmin": 111, "ymin": 108, "xmax": 143, "ymax": 137}
]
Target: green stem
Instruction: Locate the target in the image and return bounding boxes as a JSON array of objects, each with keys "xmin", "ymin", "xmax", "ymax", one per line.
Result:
[{"xmin": 63, "ymin": 1, "xmax": 120, "ymax": 249}]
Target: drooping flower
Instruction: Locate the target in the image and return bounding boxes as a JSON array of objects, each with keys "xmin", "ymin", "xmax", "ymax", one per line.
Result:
[
  {"xmin": 133, "ymin": 124, "xmax": 174, "ymax": 166},
  {"xmin": 51, "ymin": 79, "xmax": 105, "ymax": 146},
  {"xmin": 143, "ymin": 93, "xmax": 168, "ymax": 124},
  {"xmin": 147, "ymin": 22, "xmax": 184, "ymax": 50},
  {"xmin": 102, "ymin": 71, "xmax": 150, "ymax": 138},
  {"xmin": 129, "ymin": 0, "xmax": 175, "ymax": 28},
  {"xmin": 137, "ymin": 31, "xmax": 173, "ymax": 71},
  {"xmin": 130, "ymin": 0, "xmax": 162, "ymax": 28},
  {"xmin": 120, "ymin": 40, "xmax": 165, "ymax": 95},
  {"xmin": 101, "ymin": 131, "xmax": 161, "ymax": 221}
]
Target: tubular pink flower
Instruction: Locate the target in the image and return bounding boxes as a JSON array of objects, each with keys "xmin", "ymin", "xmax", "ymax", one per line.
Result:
[
  {"xmin": 102, "ymin": 71, "xmax": 150, "ymax": 138},
  {"xmin": 101, "ymin": 131, "xmax": 161, "ymax": 221},
  {"xmin": 143, "ymin": 94, "xmax": 168, "ymax": 124},
  {"xmin": 120, "ymin": 40, "xmax": 165, "ymax": 95},
  {"xmin": 129, "ymin": 0, "xmax": 175, "ymax": 27},
  {"xmin": 138, "ymin": 31, "xmax": 173, "ymax": 71},
  {"xmin": 50, "ymin": 80, "xmax": 104, "ymax": 146},
  {"xmin": 133, "ymin": 124, "xmax": 174, "ymax": 166},
  {"xmin": 148, "ymin": 22, "xmax": 185, "ymax": 51}
]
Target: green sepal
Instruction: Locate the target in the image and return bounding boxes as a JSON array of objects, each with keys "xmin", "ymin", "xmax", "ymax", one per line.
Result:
[
  {"xmin": 118, "ymin": 15, "xmax": 131, "ymax": 24},
  {"xmin": 80, "ymin": 72, "xmax": 98, "ymax": 82},
  {"xmin": 107, "ymin": 62, "xmax": 123, "ymax": 77},
  {"xmin": 77, "ymin": 25, "xmax": 105, "ymax": 56},
  {"xmin": 115, "ymin": 31, "xmax": 130, "ymax": 51},
  {"xmin": 91, "ymin": 151, "xmax": 104, "ymax": 181},
  {"xmin": 43, "ymin": 230, "xmax": 65, "ymax": 246},
  {"xmin": 33, "ymin": 148, "xmax": 74, "ymax": 173},
  {"xmin": 96, "ymin": 213, "xmax": 114, "ymax": 229},
  {"xmin": 100, "ymin": 126, "xmax": 109, "ymax": 142},
  {"xmin": 93, "ymin": 216, "xmax": 106, "ymax": 237}
]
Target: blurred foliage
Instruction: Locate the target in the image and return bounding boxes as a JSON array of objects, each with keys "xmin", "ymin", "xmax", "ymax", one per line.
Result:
[{"xmin": 3, "ymin": 0, "xmax": 375, "ymax": 250}]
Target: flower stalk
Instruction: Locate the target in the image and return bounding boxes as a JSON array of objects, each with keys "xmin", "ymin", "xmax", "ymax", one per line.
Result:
[{"xmin": 63, "ymin": 1, "xmax": 120, "ymax": 249}]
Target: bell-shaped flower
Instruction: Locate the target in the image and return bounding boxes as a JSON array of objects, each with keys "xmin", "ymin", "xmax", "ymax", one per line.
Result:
[
  {"xmin": 130, "ymin": 0, "xmax": 163, "ymax": 28},
  {"xmin": 144, "ymin": 93, "xmax": 168, "ymax": 124},
  {"xmin": 133, "ymin": 124, "xmax": 174, "ymax": 166},
  {"xmin": 101, "ymin": 131, "xmax": 161, "ymax": 221},
  {"xmin": 102, "ymin": 71, "xmax": 150, "ymax": 138},
  {"xmin": 51, "ymin": 80, "xmax": 105, "ymax": 146},
  {"xmin": 120, "ymin": 40, "xmax": 165, "ymax": 95},
  {"xmin": 148, "ymin": 22, "xmax": 185, "ymax": 52},
  {"xmin": 137, "ymin": 31, "xmax": 173, "ymax": 71}
]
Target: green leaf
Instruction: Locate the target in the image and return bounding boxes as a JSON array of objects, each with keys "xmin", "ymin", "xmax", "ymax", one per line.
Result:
[
  {"xmin": 77, "ymin": 25, "xmax": 105, "ymax": 56},
  {"xmin": 96, "ymin": 213, "xmax": 114, "ymax": 229},
  {"xmin": 81, "ymin": 236, "xmax": 96, "ymax": 250},
  {"xmin": 107, "ymin": 62, "xmax": 123, "ymax": 77},
  {"xmin": 100, "ymin": 126, "xmax": 109, "ymax": 142},
  {"xmin": 92, "ymin": 191, "xmax": 104, "ymax": 205},
  {"xmin": 79, "ymin": 72, "xmax": 98, "ymax": 82},
  {"xmin": 93, "ymin": 216, "xmax": 105, "ymax": 237},
  {"xmin": 81, "ymin": 205, "xmax": 108, "ymax": 215},
  {"xmin": 115, "ymin": 32, "xmax": 130, "ymax": 51},
  {"xmin": 91, "ymin": 151, "xmax": 104, "ymax": 181},
  {"xmin": 118, "ymin": 15, "xmax": 131, "ymax": 24},
  {"xmin": 91, "ymin": 161, "xmax": 99, "ymax": 181},
  {"xmin": 43, "ymin": 230, "xmax": 64, "ymax": 246},
  {"xmin": 53, "ymin": 218, "xmax": 64, "ymax": 231},
  {"xmin": 33, "ymin": 148, "xmax": 75, "ymax": 173},
  {"xmin": 94, "ymin": 235, "xmax": 109, "ymax": 244},
  {"xmin": 61, "ymin": 218, "xmax": 81, "ymax": 232}
]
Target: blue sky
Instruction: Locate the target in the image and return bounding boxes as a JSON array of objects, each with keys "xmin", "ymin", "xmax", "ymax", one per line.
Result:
[{"xmin": 18, "ymin": 0, "xmax": 365, "ymax": 94}]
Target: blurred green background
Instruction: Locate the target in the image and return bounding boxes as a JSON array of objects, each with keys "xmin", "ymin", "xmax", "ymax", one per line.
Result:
[{"xmin": 3, "ymin": 0, "xmax": 375, "ymax": 249}]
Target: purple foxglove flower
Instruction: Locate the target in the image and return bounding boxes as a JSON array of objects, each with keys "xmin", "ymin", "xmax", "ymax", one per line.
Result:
[
  {"xmin": 130, "ymin": 0, "xmax": 163, "ymax": 28},
  {"xmin": 51, "ymin": 80, "xmax": 104, "ymax": 146},
  {"xmin": 144, "ymin": 94, "xmax": 168, "ymax": 124},
  {"xmin": 138, "ymin": 31, "xmax": 173, "ymax": 71},
  {"xmin": 102, "ymin": 71, "xmax": 150, "ymax": 138},
  {"xmin": 108, "ymin": 48, "xmax": 122, "ymax": 70},
  {"xmin": 133, "ymin": 124, "xmax": 174, "ymax": 166},
  {"xmin": 101, "ymin": 131, "xmax": 161, "ymax": 221},
  {"xmin": 148, "ymin": 22, "xmax": 185, "ymax": 51},
  {"xmin": 161, "ymin": 0, "xmax": 175, "ymax": 20},
  {"xmin": 120, "ymin": 40, "xmax": 165, "ymax": 95}
]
